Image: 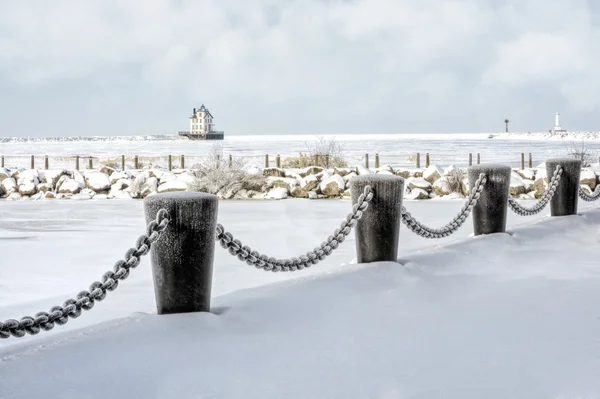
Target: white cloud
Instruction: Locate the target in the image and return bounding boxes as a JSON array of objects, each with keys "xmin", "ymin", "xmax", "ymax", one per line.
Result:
[{"xmin": 0, "ymin": 0, "xmax": 599, "ymax": 135}]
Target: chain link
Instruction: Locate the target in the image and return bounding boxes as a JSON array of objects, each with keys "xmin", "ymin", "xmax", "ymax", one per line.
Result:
[
  {"xmin": 507, "ymin": 165, "xmax": 562, "ymax": 216},
  {"xmin": 215, "ymin": 185, "xmax": 374, "ymax": 272},
  {"xmin": 0, "ymin": 209, "xmax": 170, "ymax": 339},
  {"xmin": 401, "ymin": 173, "xmax": 487, "ymax": 238},
  {"xmin": 579, "ymin": 184, "xmax": 600, "ymax": 202}
]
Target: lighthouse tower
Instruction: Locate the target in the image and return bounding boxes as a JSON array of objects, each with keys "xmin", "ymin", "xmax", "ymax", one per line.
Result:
[{"xmin": 552, "ymin": 112, "xmax": 566, "ymax": 133}]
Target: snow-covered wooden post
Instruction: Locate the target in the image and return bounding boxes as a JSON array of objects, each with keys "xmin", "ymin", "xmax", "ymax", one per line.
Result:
[
  {"xmin": 350, "ymin": 174, "xmax": 404, "ymax": 263},
  {"xmin": 144, "ymin": 192, "xmax": 218, "ymax": 314},
  {"xmin": 75, "ymin": 155, "xmax": 80, "ymax": 171},
  {"xmin": 468, "ymin": 164, "xmax": 511, "ymax": 236},
  {"xmin": 364, "ymin": 153, "xmax": 369, "ymax": 168},
  {"xmin": 30, "ymin": 155, "xmax": 34, "ymax": 169},
  {"xmin": 88, "ymin": 157, "xmax": 93, "ymax": 169},
  {"xmin": 121, "ymin": 155, "xmax": 125, "ymax": 171},
  {"xmin": 44, "ymin": 155, "xmax": 49, "ymax": 170},
  {"xmin": 181, "ymin": 154, "xmax": 185, "ymax": 169},
  {"xmin": 1, "ymin": 155, "xmax": 4, "ymax": 168},
  {"xmin": 168, "ymin": 155, "xmax": 172, "ymax": 171},
  {"xmin": 546, "ymin": 158, "xmax": 581, "ymax": 216}
]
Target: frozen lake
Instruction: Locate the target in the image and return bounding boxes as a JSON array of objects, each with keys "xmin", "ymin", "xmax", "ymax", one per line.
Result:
[{"xmin": 2, "ymin": 132, "xmax": 600, "ymax": 169}]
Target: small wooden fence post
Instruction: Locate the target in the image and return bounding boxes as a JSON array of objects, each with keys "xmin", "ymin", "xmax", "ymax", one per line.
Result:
[
  {"xmin": 134, "ymin": 155, "xmax": 139, "ymax": 170},
  {"xmin": 375, "ymin": 153, "xmax": 380, "ymax": 169},
  {"xmin": 325, "ymin": 154, "xmax": 330, "ymax": 169},
  {"xmin": 265, "ymin": 154, "xmax": 269, "ymax": 168},
  {"xmin": 521, "ymin": 152, "xmax": 525, "ymax": 170},
  {"xmin": 528, "ymin": 153, "xmax": 532, "ymax": 168},
  {"xmin": 228, "ymin": 154, "xmax": 232, "ymax": 168},
  {"xmin": 477, "ymin": 153, "xmax": 481, "ymax": 165},
  {"xmin": 364, "ymin": 153, "xmax": 369, "ymax": 169},
  {"xmin": 75, "ymin": 156, "xmax": 80, "ymax": 171},
  {"xmin": 88, "ymin": 157, "xmax": 93, "ymax": 169},
  {"xmin": 1, "ymin": 155, "xmax": 4, "ymax": 168},
  {"xmin": 469, "ymin": 153, "xmax": 473, "ymax": 166},
  {"xmin": 416, "ymin": 153, "xmax": 421, "ymax": 168},
  {"xmin": 30, "ymin": 155, "xmax": 34, "ymax": 169},
  {"xmin": 44, "ymin": 155, "xmax": 49, "ymax": 170},
  {"xmin": 276, "ymin": 154, "xmax": 281, "ymax": 168},
  {"xmin": 168, "ymin": 155, "xmax": 172, "ymax": 171},
  {"xmin": 425, "ymin": 153, "xmax": 430, "ymax": 168},
  {"xmin": 181, "ymin": 155, "xmax": 185, "ymax": 169},
  {"xmin": 122, "ymin": 155, "xmax": 126, "ymax": 171}
]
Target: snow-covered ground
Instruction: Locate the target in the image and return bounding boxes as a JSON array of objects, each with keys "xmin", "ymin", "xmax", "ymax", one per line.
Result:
[
  {"xmin": 1, "ymin": 199, "xmax": 600, "ymax": 398},
  {"xmin": 2, "ymin": 132, "xmax": 600, "ymax": 169}
]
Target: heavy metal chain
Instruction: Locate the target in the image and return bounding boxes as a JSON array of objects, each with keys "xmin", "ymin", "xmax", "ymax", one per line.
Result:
[
  {"xmin": 215, "ymin": 185, "xmax": 374, "ymax": 272},
  {"xmin": 579, "ymin": 185, "xmax": 600, "ymax": 202},
  {"xmin": 0, "ymin": 209, "xmax": 170, "ymax": 339},
  {"xmin": 401, "ymin": 173, "xmax": 487, "ymax": 239},
  {"xmin": 507, "ymin": 165, "xmax": 562, "ymax": 216}
]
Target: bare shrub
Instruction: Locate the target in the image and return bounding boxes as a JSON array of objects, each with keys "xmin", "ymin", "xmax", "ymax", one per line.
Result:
[
  {"xmin": 563, "ymin": 139, "xmax": 597, "ymax": 167},
  {"xmin": 188, "ymin": 143, "xmax": 266, "ymax": 196},
  {"xmin": 283, "ymin": 136, "xmax": 348, "ymax": 168}
]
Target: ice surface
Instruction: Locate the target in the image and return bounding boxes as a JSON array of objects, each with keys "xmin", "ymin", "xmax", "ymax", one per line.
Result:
[{"xmin": 1, "ymin": 199, "xmax": 600, "ymax": 397}]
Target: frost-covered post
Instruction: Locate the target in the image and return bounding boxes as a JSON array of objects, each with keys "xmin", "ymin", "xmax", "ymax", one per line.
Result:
[
  {"xmin": 350, "ymin": 175, "xmax": 404, "ymax": 263},
  {"xmin": 1, "ymin": 155, "xmax": 4, "ymax": 168},
  {"xmin": 468, "ymin": 164, "xmax": 511, "ymax": 236},
  {"xmin": 546, "ymin": 158, "xmax": 581, "ymax": 216},
  {"xmin": 416, "ymin": 152, "xmax": 420, "ymax": 168},
  {"xmin": 88, "ymin": 157, "xmax": 93, "ymax": 169},
  {"xmin": 364, "ymin": 153, "xmax": 369, "ymax": 168},
  {"xmin": 276, "ymin": 154, "xmax": 281, "ymax": 168},
  {"xmin": 477, "ymin": 153, "xmax": 481, "ymax": 164},
  {"xmin": 121, "ymin": 155, "xmax": 125, "ymax": 171},
  {"xmin": 426, "ymin": 153, "xmax": 430, "ymax": 168},
  {"xmin": 168, "ymin": 155, "xmax": 172, "ymax": 171},
  {"xmin": 181, "ymin": 154, "xmax": 185, "ymax": 169},
  {"xmin": 265, "ymin": 154, "xmax": 269, "ymax": 168},
  {"xmin": 468, "ymin": 153, "xmax": 473, "ymax": 166},
  {"xmin": 75, "ymin": 155, "xmax": 79, "ymax": 171},
  {"xmin": 528, "ymin": 153, "xmax": 532, "ymax": 168},
  {"xmin": 44, "ymin": 155, "xmax": 49, "ymax": 170},
  {"xmin": 375, "ymin": 153, "xmax": 380, "ymax": 168},
  {"xmin": 134, "ymin": 155, "xmax": 139, "ymax": 170},
  {"xmin": 144, "ymin": 192, "xmax": 218, "ymax": 314},
  {"xmin": 30, "ymin": 155, "xmax": 34, "ymax": 169}
]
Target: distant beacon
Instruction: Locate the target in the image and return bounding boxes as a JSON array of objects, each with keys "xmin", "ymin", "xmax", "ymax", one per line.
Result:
[
  {"xmin": 178, "ymin": 104, "xmax": 225, "ymax": 140},
  {"xmin": 552, "ymin": 112, "xmax": 567, "ymax": 133}
]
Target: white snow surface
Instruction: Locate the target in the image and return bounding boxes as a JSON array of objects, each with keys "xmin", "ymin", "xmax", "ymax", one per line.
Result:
[{"xmin": 1, "ymin": 199, "xmax": 600, "ymax": 398}]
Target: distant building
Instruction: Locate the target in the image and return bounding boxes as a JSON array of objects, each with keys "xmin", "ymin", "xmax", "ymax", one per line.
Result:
[
  {"xmin": 178, "ymin": 104, "xmax": 224, "ymax": 140},
  {"xmin": 552, "ymin": 112, "xmax": 567, "ymax": 133}
]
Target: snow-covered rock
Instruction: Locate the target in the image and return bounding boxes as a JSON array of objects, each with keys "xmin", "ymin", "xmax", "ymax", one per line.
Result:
[
  {"xmin": 333, "ymin": 168, "xmax": 352, "ymax": 177},
  {"xmin": 43, "ymin": 191, "xmax": 56, "ymax": 199},
  {"xmin": 515, "ymin": 169, "xmax": 536, "ymax": 180},
  {"xmin": 111, "ymin": 191, "xmax": 133, "ymax": 200},
  {"xmin": 375, "ymin": 170, "xmax": 394, "ymax": 175},
  {"xmin": 395, "ymin": 169, "xmax": 410, "ymax": 178},
  {"xmin": 299, "ymin": 166, "xmax": 324, "ymax": 178},
  {"xmin": 37, "ymin": 183, "xmax": 52, "ymax": 193},
  {"xmin": 319, "ymin": 175, "xmax": 345, "ymax": 197},
  {"xmin": 176, "ymin": 172, "xmax": 198, "ymax": 185},
  {"xmin": 58, "ymin": 179, "xmax": 84, "ymax": 194},
  {"xmin": 149, "ymin": 168, "xmax": 166, "ymax": 180},
  {"xmin": 268, "ymin": 177, "xmax": 299, "ymax": 192},
  {"xmin": 375, "ymin": 165, "xmax": 393, "ymax": 173},
  {"xmin": 307, "ymin": 191, "xmax": 318, "ymax": 199},
  {"xmin": 300, "ymin": 175, "xmax": 319, "ymax": 192},
  {"xmin": 99, "ymin": 165, "xmax": 116, "ymax": 176},
  {"xmin": 244, "ymin": 165, "xmax": 262, "ymax": 175},
  {"xmin": 109, "ymin": 171, "xmax": 130, "ymax": 184},
  {"xmin": 92, "ymin": 194, "xmax": 108, "ymax": 200},
  {"xmin": 72, "ymin": 170, "xmax": 85, "ymax": 186},
  {"xmin": 290, "ymin": 187, "xmax": 308, "ymax": 198},
  {"xmin": 266, "ymin": 187, "xmax": 288, "ymax": 199},
  {"xmin": 72, "ymin": 193, "xmax": 93, "ymax": 200},
  {"xmin": 1, "ymin": 178, "xmax": 17, "ymax": 195},
  {"xmin": 157, "ymin": 180, "xmax": 188, "ymax": 193},
  {"xmin": 140, "ymin": 177, "xmax": 158, "ymax": 198},
  {"xmin": 0, "ymin": 168, "xmax": 10, "ymax": 181},
  {"xmin": 6, "ymin": 192, "xmax": 23, "ymax": 200},
  {"xmin": 342, "ymin": 172, "xmax": 357, "ymax": 183},
  {"xmin": 29, "ymin": 192, "xmax": 43, "ymax": 201},
  {"xmin": 407, "ymin": 188, "xmax": 430, "ymax": 200},
  {"xmin": 159, "ymin": 172, "xmax": 177, "ymax": 183},
  {"xmin": 407, "ymin": 177, "xmax": 432, "ymax": 191},
  {"xmin": 443, "ymin": 164, "xmax": 463, "ymax": 176},
  {"xmin": 17, "ymin": 174, "xmax": 38, "ymax": 195},
  {"xmin": 85, "ymin": 172, "xmax": 111, "ymax": 191},
  {"xmin": 432, "ymin": 177, "xmax": 452, "ymax": 196},
  {"xmin": 263, "ymin": 167, "xmax": 286, "ymax": 177},
  {"xmin": 423, "ymin": 165, "xmax": 442, "ymax": 184},
  {"xmin": 580, "ymin": 169, "xmax": 597, "ymax": 190},
  {"xmin": 355, "ymin": 165, "xmax": 372, "ymax": 175},
  {"xmin": 509, "ymin": 176, "xmax": 527, "ymax": 196}
]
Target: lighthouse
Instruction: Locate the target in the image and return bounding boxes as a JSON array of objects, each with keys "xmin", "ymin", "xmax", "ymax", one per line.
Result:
[{"xmin": 552, "ymin": 112, "xmax": 566, "ymax": 133}]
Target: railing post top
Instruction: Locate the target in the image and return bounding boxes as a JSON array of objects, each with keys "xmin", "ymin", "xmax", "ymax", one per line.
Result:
[
  {"xmin": 144, "ymin": 191, "xmax": 218, "ymax": 207},
  {"xmin": 350, "ymin": 174, "xmax": 404, "ymax": 185},
  {"xmin": 467, "ymin": 164, "xmax": 511, "ymax": 174},
  {"xmin": 546, "ymin": 158, "xmax": 582, "ymax": 168}
]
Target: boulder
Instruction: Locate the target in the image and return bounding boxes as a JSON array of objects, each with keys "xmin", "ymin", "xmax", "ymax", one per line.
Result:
[
  {"xmin": 43, "ymin": 191, "xmax": 56, "ymax": 199},
  {"xmin": 159, "ymin": 172, "xmax": 177, "ymax": 184},
  {"xmin": 319, "ymin": 175, "xmax": 345, "ymax": 197},
  {"xmin": 0, "ymin": 185, "xmax": 3, "ymax": 197},
  {"xmin": 263, "ymin": 167, "xmax": 286, "ymax": 178},
  {"xmin": 266, "ymin": 187, "xmax": 288, "ymax": 199},
  {"xmin": 375, "ymin": 170, "xmax": 394, "ymax": 175},
  {"xmin": 290, "ymin": 186, "xmax": 308, "ymax": 198},
  {"xmin": 0, "ymin": 168, "xmax": 10, "ymax": 181},
  {"xmin": 1, "ymin": 178, "xmax": 17, "ymax": 195},
  {"xmin": 299, "ymin": 166, "xmax": 324, "ymax": 178},
  {"xmin": 30, "ymin": 192, "xmax": 44, "ymax": 201},
  {"xmin": 307, "ymin": 191, "xmax": 318, "ymax": 199},
  {"xmin": 395, "ymin": 169, "xmax": 410, "ymax": 179},
  {"xmin": 93, "ymin": 194, "xmax": 108, "ymax": 200},
  {"xmin": 111, "ymin": 191, "xmax": 133, "ymax": 200},
  {"xmin": 407, "ymin": 188, "xmax": 430, "ymax": 200},
  {"xmin": 580, "ymin": 169, "xmax": 597, "ymax": 190},
  {"xmin": 342, "ymin": 172, "xmax": 357, "ymax": 183},
  {"xmin": 37, "ymin": 183, "xmax": 52, "ymax": 193},
  {"xmin": 509, "ymin": 176, "xmax": 527, "ymax": 196},
  {"xmin": 17, "ymin": 174, "xmax": 38, "ymax": 195},
  {"xmin": 375, "ymin": 165, "xmax": 393, "ymax": 173},
  {"xmin": 267, "ymin": 177, "xmax": 299, "ymax": 192},
  {"xmin": 244, "ymin": 165, "xmax": 263, "ymax": 175},
  {"xmin": 532, "ymin": 177, "xmax": 547, "ymax": 198},
  {"xmin": 407, "ymin": 177, "xmax": 432, "ymax": 191},
  {"xmin": 412, "ymin": 169, "xmax": 424, "ymax": 178},
  {"xmin": 157, "ymin": 180, "xmax": 188, "ymax": 193},
  {"xmin": 99, "ymin": 165, "xmax": 116, "ymax": 176},
  {"xmin": 58, "ymin": 179, "xmax": 84, "ymax": 194},
  {"xmin": 6, "ymin": 192, "xmax": 23, "ymax": 201},
  {"xmin": 432, "ymin": 177, "xmax": 452, "ymax": 196},
  {"xmin": 333, "ymin": 168, "xmax": 352, "ymax": 177},
  {"xmin": 423, "ymin": 166, "xmax": 442, "ymax": 183},
  {"xmin": 343, "ymin": 189, "xmax": 351, "ymax": 198},
  {"xmin": 140, "ymin": 177, "xmax": 158, "ymax": 198},
  {"xmin": 109, "ymin": 171, "xmax": 131, "ymax": 184},
  {"xmin": 112, "ymin": 179, "xmax": 133, "ymax": 192},
  {"xmin": 176, "ymin": 172, "xmax": 198, "ymax": 185},
  {"xmin": 149, "ymin": 168, "xmax": 166, "ymax": 180},
  {"xmin": 55, "ymin": 175, "xmax": 71, "ymax": 192},
  {"xmin": 300, "ymin": 175, "xmax": 319, "ymax": 192},
  {"xmin": 355, "ymin": 165, "xmax": 372, "ymax": 175},
  {"xmin": 515, "ymin": 169, "xmax": 535, "ymax": 180},
  {"xmin": 443, "ymin": 164, "xmax": 462, "ymax": 176},
  {"xmin": 581, "ymin": 184, "xmax": 593, "ymax": 195},
  {"xmin": 72, "ymin": 170, "xmax": 85, "ymax": 186},
  {"xmin": 85, "ymin": 172, "xmax": 111, "ymax": 191},
  {"xmin": 81, "ymin": 188, "xmax": 96, "ymax": 197}
]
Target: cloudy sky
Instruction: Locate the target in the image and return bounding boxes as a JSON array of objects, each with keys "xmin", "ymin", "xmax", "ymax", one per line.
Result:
[{"xmin": 1, "ymin": 0, "xmax": 599, "ymax": 137}]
